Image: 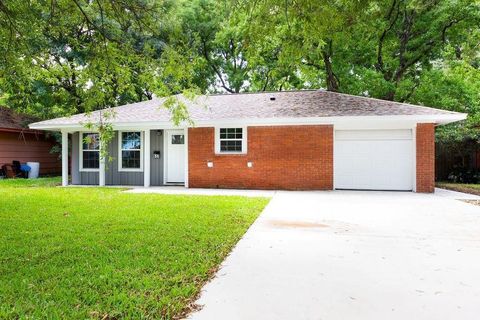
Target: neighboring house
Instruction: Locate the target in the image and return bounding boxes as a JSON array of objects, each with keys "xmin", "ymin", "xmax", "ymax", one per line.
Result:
[
  {"xmin": 29, "ymin": 90, "xmax": 465, "ymax": 192},
  {"xmin": 0, "ymin": 106, "xmax": 61, "ymax": 176}
]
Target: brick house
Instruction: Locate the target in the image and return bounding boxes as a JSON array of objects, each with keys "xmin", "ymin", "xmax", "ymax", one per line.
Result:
[{"xmin": 29, "ymin": 90, "xmax": 465, "ymax": 192}]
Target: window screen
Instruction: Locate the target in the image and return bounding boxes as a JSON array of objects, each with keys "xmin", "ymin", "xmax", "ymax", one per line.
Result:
[
  {"xmin": 121, "ymin": 132, "xmax": 142, "ymax": 169},
  {"xmin": 219, "ymin": 128, "xmax": 243, "ymax": 152},
  {"xmin": 81, "ymin": 133, "xmax": 100, "ymax": 169},
  {"xmin": 171, "ymin": 134, "xmax": 184, "ymax": 144}
]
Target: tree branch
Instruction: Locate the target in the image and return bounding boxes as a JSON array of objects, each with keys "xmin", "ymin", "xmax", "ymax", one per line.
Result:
[
  {"xmin": 71, "ymin": 0, "xmax": 118, "ymax": 44},
  {"xmin": 375, "ymin": 0, "xmax": 399, "ymax": 74},
  {"xmin": 393, "ymin": 18, "xmax": 463, "ymax": 82},
  {"xmin": 202, "ymin": 40, "xmax": 234, "ymax": 93},
  {"xmin": 261, "ymin": 69, "xmax": 271, "ymax": 91}
]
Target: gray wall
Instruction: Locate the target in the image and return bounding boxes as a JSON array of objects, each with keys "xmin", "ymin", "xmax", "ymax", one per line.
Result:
[
  {"xmin": 105, "ymin": 132, "xmax": 143, "ymax": 186},
  {"xmin": 150, "ymin": 130, "xmax": 164, "ymax": 186},
  {"xmin": 72, "ymin": 130, "xmax": 164, "ymax": 186},
  {"xmin": 72, "ymin": 132, "xmax": 98, "ymax": 185}
]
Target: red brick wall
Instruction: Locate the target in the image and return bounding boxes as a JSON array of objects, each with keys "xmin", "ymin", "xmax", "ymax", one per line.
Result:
[
  {"xmin": 188, "ymin": 125, "xmax": 333, "ymax": 190},
  {"xmin": 416, "ymin": 123, "xmax": 435, "ymax": 193}
]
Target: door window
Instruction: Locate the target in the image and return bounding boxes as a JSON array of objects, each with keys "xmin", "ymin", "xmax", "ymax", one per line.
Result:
[{"xmin": 171, "ymin": 134, "xmax": 184, "ymax": 144}]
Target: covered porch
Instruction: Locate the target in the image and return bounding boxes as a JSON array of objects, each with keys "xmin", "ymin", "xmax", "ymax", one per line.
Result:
[{"xmin": 60, "ymin": 128, "xmax": 188, "ymax": 188}]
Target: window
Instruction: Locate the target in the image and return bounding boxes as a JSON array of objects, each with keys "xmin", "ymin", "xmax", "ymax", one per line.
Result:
[
  {"xmin": 80, "ymin": 133, "xmax": 100, "ymax": 171},
  {"xmin": 171, "ymin": 134, "xmax": 184, "ymax": 144},
  {"xmin": 119, "ymin": 131, "xmax": 143, "ymax": 171},
  {"xmin": 216, "ymin": 127, "xmax": 247, "ymax": 154}
]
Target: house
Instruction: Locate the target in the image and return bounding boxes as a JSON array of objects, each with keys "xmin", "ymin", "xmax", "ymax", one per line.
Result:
[
  {"xmin": 29, "ymin": 90, "xmax": 466, "ymax": 192},
  {"xmin": 0, "ymin": 106, "xmax": 61, "ymax": 176}
]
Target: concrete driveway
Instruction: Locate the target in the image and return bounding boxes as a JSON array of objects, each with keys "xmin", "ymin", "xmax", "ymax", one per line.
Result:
[{"xmin": 189, "ymin": 189, "xmax": 480, "ymax": 320}]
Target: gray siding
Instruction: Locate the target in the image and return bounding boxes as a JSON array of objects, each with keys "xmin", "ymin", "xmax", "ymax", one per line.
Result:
[
  {"xmin": 72, "ymin": 130, "xmax": 163, "ymax": 186},
  {"xmin": 150, "ymin": 130, "xmax": 164, "ymax": 186},
  {"xmin": 71, "ymin": 132, "xmax": 80, "ymax": 185},
  {"xmin": 72, "ymin": 132, "xmax": 98, "ymax": 185},
  {"xmin": 104, "ymin": 132, "xmax": 143, "ymax": 186}
]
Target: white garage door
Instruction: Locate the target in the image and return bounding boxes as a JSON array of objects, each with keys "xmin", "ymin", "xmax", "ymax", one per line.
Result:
[{"xmin": 334, "ymin": 130, "xmax": 414, "ymax": 191}]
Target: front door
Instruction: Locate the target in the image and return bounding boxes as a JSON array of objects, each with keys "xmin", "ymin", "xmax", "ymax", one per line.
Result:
[{"xmin": 166, "ymin": 130, "xmax": 185, "ymax": 183}]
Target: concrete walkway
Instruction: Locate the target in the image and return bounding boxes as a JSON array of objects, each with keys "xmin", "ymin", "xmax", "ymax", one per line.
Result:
[
  {"xmin": 188, "ymin": 189, "xmax": 480, "ymax": 320},
  {"xmin": 124, "ymin": 186, "xmax": 276, "ymax": 198}
]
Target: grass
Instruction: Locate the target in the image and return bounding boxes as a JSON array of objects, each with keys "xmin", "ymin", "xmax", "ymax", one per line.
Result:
[
  {"xmin": 0, "ymin": 178, "xmax": 269, "ymax": 319},
  {"xmin": 0, "ymin": 176, "xmax": 62, "ymax": 187},
  {"xmin": 436, "ymin": 182, "xmax": 480, "ymax": 196}
]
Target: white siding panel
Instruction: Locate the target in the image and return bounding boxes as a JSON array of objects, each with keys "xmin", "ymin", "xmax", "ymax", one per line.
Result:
[{"xmin": 335, "ymin": 129, "xmax": 413, "ymax": 141}]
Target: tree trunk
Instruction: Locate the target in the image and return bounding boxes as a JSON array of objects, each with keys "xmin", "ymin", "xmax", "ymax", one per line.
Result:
[
  {"xmin": 383, "ymin": 89, "xmax": 396, "ymax": 101},
  {"xmin": 321, "ymin": 39, "xmax": 339, "ymax": 92}
]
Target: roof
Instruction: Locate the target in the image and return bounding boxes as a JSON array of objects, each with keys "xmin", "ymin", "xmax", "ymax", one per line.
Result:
[
  {"xmin": 29, "ymin": 90, "xmax": 466, "ymax": 130},
  {"xmin": 0, "ymin": 106, "xmax": 39, "ymax": 132}
]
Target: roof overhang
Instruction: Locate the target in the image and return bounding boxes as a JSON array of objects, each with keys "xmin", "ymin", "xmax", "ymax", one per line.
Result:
[
  {"xmin": 0, "ymin": 127, "xmax": 46, "ymax": 134},
  {"xmin": 29, "ymin": 113, "xmax": 467, "ymax": 132}
]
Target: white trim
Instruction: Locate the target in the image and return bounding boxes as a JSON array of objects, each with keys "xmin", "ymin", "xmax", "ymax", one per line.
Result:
[
  {"xmin": 163, "ymin": 130, "xmax": 167, "ymax": 185},
  {"xmin": 99, "ymin": 138, "xmax": 105, "ymax": 186},
  {"xmin": 214, "ymin": 126, "xmax": 248, "ymax": 155},
  {"xmin": 29, "ymin": 113, "xmax": 467, "ymax": 131},
  {"xmin": 117, "ymin": 131, "xmax": 144, "ymax": 172},
  {"xmin": 79, "ymin": 132, "xmax": 100, "ymax": 172},
  {"xmin": 184, "ymin": 128, "xmax": 189, "ymax": 188},
  {"xmin": 144, "ymin": 129, "xmax": 151, "ymax": 187},
  {"xmin": 412, "ymin": 125, "xmax": 417, "ymax": 192},
  {"xmin": 165, "ymin": 129, "xmax": 186, "ymax": 183},
  {"xmin": 333, "ymin": 128, "xmax": 415, "ymax": 191},
  {"xmin": 332, "ymin": 127, "xmax": 336, "ymax": 190},
  {"xmin": 61, "ymin": 131, "xmax": 69, "ymax": 186}
]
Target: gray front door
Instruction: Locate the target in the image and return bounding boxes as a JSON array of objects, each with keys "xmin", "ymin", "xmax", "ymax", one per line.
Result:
[{"xmin": 150, "ymin": 130, "xmax": 164, "ymax": 186}]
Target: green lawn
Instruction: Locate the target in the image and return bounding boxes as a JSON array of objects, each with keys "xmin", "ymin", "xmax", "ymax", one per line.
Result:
[
  {"xmin": 0, "ymin": 176, "xmax": 62, "ymax": 187},
  {"xmin": 436, "ymin": 182, "xmax": 480, "ymax": 196},
  {"xmin": 0, "ymin": 178, "xmax": 269, "ymax": 319}
]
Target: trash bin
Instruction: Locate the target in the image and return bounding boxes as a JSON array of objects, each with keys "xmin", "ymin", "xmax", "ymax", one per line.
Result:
[{"xmin": 27, "ymin": 162, "xmax": 40, "ymax": 179}]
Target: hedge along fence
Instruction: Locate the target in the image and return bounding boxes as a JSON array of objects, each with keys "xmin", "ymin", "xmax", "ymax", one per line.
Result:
[{"xmin": 436, "ymin": 139, "xmax": 480, "ymax": 183}]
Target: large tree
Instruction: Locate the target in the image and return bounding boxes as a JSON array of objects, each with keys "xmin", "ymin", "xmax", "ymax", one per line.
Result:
[
  {"xmin": 0, "ymin": 0, "xmax": 198, "ymax": 119},
  {"xmin": 1, "ymin": 0, "xmax": 480, "ymax": 155},
  {"xmin": 239, "ymin": 0, "xmax": 479, "ymax": 98}
]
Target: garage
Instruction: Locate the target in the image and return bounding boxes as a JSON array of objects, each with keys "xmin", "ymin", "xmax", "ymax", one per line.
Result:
[{"xmin": 334, "ymin": 129, "xmax": 414, "ymax": 191}]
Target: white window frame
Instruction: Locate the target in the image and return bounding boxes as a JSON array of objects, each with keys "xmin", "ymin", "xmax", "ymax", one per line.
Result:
[
  {"xmin": 215, "ymin": 126, "xmax": 247, "ymax": 155},
  {"xmin": 79, "ymin": 132, "xmax": 100, "ymax": 172},
  {"xmin": 118, "ymin": 131, "xmax": 144, "ymax": 172}
]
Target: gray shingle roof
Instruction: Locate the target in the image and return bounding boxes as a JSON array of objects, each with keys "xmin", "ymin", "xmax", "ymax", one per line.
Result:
[{"xmin": 30, "ymin": 90, "xmax": 462, "ymax": 128}]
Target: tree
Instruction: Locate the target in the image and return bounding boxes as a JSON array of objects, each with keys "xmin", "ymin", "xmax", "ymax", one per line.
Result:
[
  {"xmin": 0, "ymin": 0, "xmax": 203, "ymax": 162},
  {"xmin": 238, "ymin": 0, "xmax": 480, "ymax": 99},
  {"xmin": 1, "ymin": 0, "xmax": 480, "ymax": 166},
  {"xmin": 180, "ymin": 0, "xmax": 251, "ymax": 93},
  {"xmin": 367, "ymin": 0, "xmax": 479, "ymax": 101},
  {"xmin": 0, "ymin": 0, "xmax": 194, "ymax": 119},
  {"xmin": 239, "ymin": 0, "xmax": 371, "ymax": 92}
]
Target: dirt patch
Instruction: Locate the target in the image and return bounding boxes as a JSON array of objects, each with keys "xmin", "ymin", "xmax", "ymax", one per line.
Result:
[
  {"xmin": 460, "ymin": 200, "xmax": 480, "ymax": 206},
  {"xmin": 267, "ymin": 220, "xmax": 329, "ymax": 229},
  {"xmin": 173, "ymin": 263, "xmax": 221, "ymax": 319}
]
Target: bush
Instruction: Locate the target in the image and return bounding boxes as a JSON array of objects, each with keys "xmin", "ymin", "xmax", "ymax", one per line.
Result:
[{"xmin": 447, "ymin": 167, "xmax": 480, "ymax": 183}]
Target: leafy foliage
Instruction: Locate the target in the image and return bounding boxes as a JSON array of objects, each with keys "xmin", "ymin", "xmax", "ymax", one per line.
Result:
[
  {"xmin": 0, "ymin": 0, "xmax": 198, "ymax": 118},
  {"xmin": 0, "ymin": 0, "xmax": 204, "ymax": 161},
  {"xmin": 1, "ymin": 0, "xmax": 480, "ymax": 160}
]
